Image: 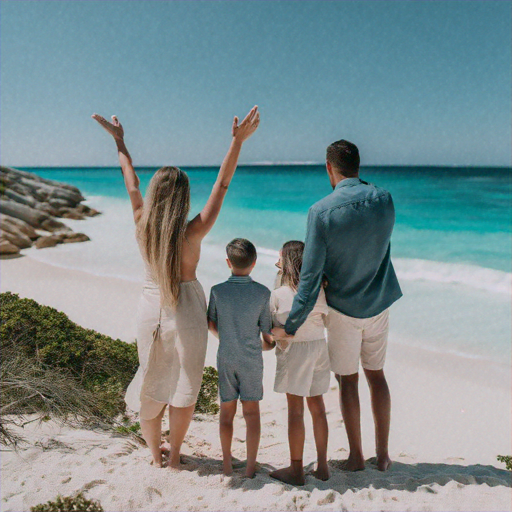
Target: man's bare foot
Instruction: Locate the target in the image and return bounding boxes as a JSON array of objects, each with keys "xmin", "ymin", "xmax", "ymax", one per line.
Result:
[
  {"xmin": 377, "ymin": 455, "xmax": 392, "ymax": 472},
  {"xmin": 269, "ymin": 466, "xmax": 305, "ymax": 486},
  {"xmin": 311, "ymin": 463, "xmax": 330, "ymax": 481},
  {"xmin": 338, "ymin": 455, "xmax": 365, "ymax": 472}
]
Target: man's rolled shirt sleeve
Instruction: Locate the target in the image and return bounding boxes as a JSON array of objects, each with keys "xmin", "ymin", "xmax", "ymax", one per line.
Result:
[{"xmin": 284, "ymin": 207, "xmax": 327, "ymax": 335}]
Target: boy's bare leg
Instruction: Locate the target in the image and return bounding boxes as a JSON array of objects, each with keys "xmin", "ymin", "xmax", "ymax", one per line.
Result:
[
  {"xmin": 270, "ymin": 394, "xmax": 306, "ymax": 486},
  {"xmin": 336, "ymin": 373, "xmax": 365, "ymax": 471},
  {"xmin": 241, "ymin": 400, "xmax": 260, "ymax": 478},
  {"xmin": 140, "ymin": 405, "xmax": 167, "ymax": 467},
  {"xmin": 306, "ymin": 395, "xmax": 330, "ymax": 480},
  {"xmin": 220, "ymin": 400, "xmax": 238, "ymax": 475},
  {"xmin": 167, "ymin": 404, "xmax": 195, "ymax": 468},
  {"xmin": 364, "ymin": 368, "xmax": 392, "ymax": 471}
]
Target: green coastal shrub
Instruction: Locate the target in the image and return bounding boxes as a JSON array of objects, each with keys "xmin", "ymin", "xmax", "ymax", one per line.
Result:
[
  {"xmin": 1, "ymin": 291, "xmax": 139, "ymax": 417},
  {"xmin": 497, "ymin": 455, "xmax": 512, "ymax": 471},
  {"xmin": 30, "ymin": 493, "xmax": 103, "ymax": 512},
  {"xmin": 195, "ymin": 366, "xmax": 220, "ymax": 414}
]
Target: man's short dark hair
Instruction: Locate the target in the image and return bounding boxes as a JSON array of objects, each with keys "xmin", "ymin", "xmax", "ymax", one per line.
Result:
[
  {"xmin": 226, "ymin": 238, "xmax": 257, "ymax": 269},
  {"xmin": 326, "ymin": 140, "xmax": 360, "ymax": 177}
]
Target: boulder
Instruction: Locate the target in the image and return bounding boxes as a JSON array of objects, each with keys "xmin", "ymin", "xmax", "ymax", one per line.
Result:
[
  {"xmin": 0, "ymin": 199, "xmax": 48, "ymax": 228},
  {"xmin": 35, "ymin": 235, "xmax": 62, "ymax": 249},
  {"xmin": 62, "ymin": 232, "xmax": 90, "ymax": 243},
  {"xmin": 0, "ymin": 229, "xmax": 32, "ymax": 249},
  {"xmin": 0, "ymin": 238, "xmax": 20, "ymax": 255},
  {"xmin": 40, "ymin": 218, "xmax": 71, "ymax": 233},
  {"xmin": 3, "ymin": 188, "xmax": 38, "ymax": 208},
  {"xmin": 76, "ymin": 204, "xmax": 101, "ymax": 217},
  {"xmin": 0, "ymin": 214, "xmax": 38, "ymax": 240},
  {"xmin": 60, "ymin": 208, "xmax": 86, "ymax": 220},
  {"xmin": 49, "ymin": 198, "xmax": 74, "ymax": 209},
  {"xmin": 35, "ymin": 203, "xmax": 59, "ymax": 216}
]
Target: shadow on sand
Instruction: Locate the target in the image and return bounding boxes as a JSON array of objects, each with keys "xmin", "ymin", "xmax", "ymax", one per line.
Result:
[{"xmin": 181, "ymin": 455, "xmax": 511, "ymax": 494}]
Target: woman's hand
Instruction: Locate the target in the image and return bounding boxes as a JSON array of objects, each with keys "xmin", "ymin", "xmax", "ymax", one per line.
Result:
[
  {"xmin": 232, "ymin": 106, "xmax": 260, "ymax": 143},
  {"xmin": 91, "ymin": 114, "xmax": 124, "ymax": 141}
]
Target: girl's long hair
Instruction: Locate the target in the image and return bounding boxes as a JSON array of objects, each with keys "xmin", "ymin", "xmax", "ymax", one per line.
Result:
[
  {"xmin": 136, "ymin": 167, "xmax": 190, "ymax": 307},
  {"xmin": 280, "ymin": 240, "xmax": 305, "ymax": 291}
]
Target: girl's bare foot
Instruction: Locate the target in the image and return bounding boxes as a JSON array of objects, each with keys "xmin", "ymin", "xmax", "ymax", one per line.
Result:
[
  {"xmin": 245, "ymin": 463, "xmax": 257, "ymax": 479},
  {"xmin": 269, "ymin": 466, "xmax": 305, "ymax": 486},
  {"xmin": 160, "ymin": 441, "xmax": 171, "ymax": 453}
]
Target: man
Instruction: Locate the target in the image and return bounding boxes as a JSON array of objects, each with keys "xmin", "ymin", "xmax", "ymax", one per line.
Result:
[{"xmin": 273, "ymin": 140, "xmax": 402, "ymax": 472}]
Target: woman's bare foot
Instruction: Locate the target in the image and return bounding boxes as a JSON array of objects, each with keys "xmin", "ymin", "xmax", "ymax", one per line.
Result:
[
  {"xmin": 269, "ymin": 466, "xmax": 305, "ymax": 486},
  {"xmin": 338, "ymin": 454, "xmax": 365, "ymax": 472},
  {"xmin": 311, "ymin": 462, "xmax": 330, "ymax": 481},
  {"xmin": 377, "ymin": 455, "xmax": 392, "ymax": 472},
  {"xmin": 167, "ymin": 448, "xmax": 182, "ymax": 469}
]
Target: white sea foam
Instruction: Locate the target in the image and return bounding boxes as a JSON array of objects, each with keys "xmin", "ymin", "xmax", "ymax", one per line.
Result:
[{"xmin": 394, "ymin": 258, "xmax": 511, "ymax": 295}]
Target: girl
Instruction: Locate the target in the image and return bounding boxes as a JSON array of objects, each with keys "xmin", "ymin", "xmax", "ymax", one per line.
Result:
[
  {"xmin": 92, "ymin": 107, "xmax": 260, "ymax": 468},
  {"xmin": 270, "ymin": 240, "xmax": 330, "ymax": 485}
]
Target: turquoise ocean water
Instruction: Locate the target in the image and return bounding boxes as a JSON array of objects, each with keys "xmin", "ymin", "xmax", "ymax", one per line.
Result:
[{"xmin": 22, "ymin": 166, "xmax": 512, "ymax": 364}]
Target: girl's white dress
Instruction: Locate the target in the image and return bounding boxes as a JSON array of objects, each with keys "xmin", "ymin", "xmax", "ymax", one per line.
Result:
[
  {"xmin": 270, "ymin": 285, "xmax": 330, "ymax": 397},
  {"xmin": 125, "ymin": 266, "xmax": 208, "ymax": 419}
]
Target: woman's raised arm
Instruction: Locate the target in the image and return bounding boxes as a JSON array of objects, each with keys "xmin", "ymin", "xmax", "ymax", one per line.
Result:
[
  {"xmin": 91, "ymin": 114, "xmax": 144, "ymax": 223},
  {"xmin": 187, "ymin": 106, "xmax": 260, "ymax": 239}
]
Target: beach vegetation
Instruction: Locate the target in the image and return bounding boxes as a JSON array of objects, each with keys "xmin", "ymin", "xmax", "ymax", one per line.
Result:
[
  {"xmin": 497, "ymin": 455, "xmax": 512, "ymax": 471},
  {"xmin": 30, "ymin": 493, "xmax": 103, "ymax": 512},
  {"xmin": 0, "ymin": 291, "xmax": 138, "ymax": 446},
  {"xmin": 195, "ymin": 365, "xmax": 220, "ymax": 415}
]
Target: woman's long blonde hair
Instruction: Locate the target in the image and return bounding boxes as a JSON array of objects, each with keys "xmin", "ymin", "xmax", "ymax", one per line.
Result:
[{"xmin": 136, "ymin": 167, "xmax": 190, "ymax": 307}]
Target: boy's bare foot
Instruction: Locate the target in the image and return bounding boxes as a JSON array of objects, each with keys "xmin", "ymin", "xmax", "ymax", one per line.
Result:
[
  {"xmin": 311, "ymin": 463, "xmax": 330, "ymax": 481},
  {"xmin": 269, "ymin": 466, "xmax": 305, "ymax": 486},
  {"xmin": 376, "ymin": 455, "xmax": 392, "ymax": 472},
  {"xmin": 338, "ymin": 454, "xmax": 365, "ymax": 472},
  {"xmin": 223, "ymin": 461, "xmax": 233, "ymax": 476}
]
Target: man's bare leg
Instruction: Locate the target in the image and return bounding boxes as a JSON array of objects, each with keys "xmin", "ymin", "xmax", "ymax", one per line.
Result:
[
  {"xmin": 219, "ymin": 400, "xmax": 237, "ymax": 475},
  {"xmin": 140, "ymin": 405, "xmax": 167, "ymax": 467},
  {"xmin": 364, "ymin": 368, "xmax": 392, "ymax": 471},
  {"xmin": 306, "ymin": 395, "xmax": 330, "ymax": 480},
  {"xmin": 167, "ymin": 404, "xmax": 195, "ymax": 468},
  {"xmin": 270, "ymin": 394, "xmax": 306, "ymax": 485},
  {"xmin": 336, "ymin": 373, "xmax": 365, "ymax": 471},
  {"xmin": 241, "ymin": 400, "xmax": 261, "ymax": 478}
]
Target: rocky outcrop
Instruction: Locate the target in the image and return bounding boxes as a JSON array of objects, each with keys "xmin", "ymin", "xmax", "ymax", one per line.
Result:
[{"xmin": 0, "ymin": 167, "xmax": 98, "ymax": 256}]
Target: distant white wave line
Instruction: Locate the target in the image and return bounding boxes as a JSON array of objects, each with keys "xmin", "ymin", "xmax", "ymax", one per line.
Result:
[{"xmin": 252, "ymin": 245, "xmax": 511, "ymax": 295}]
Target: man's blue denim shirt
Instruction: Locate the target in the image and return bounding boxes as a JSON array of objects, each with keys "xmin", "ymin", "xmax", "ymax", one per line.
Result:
[{"xmin": 285, "ymin": 177, "xmax": 402, "ymax": 335}]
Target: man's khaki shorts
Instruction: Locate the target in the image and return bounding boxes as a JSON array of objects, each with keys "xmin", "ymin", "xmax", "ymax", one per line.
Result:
[{"xmin": 326, "ymin": 307, "xmax": 389, "ymax": 376}]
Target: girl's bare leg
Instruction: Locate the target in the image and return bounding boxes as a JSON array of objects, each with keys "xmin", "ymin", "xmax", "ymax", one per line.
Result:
[
  {"xmin": 270, "ymin": 394, "xmax": 306, "ymax": 485},
  {"xmin": 306, "ymin": 395, "xmax": 330, "ymax": 480},
  {"xmin": 167, "ymin": 404, "xmax": 195, "ymax": 468},
  {"xmin": 241, "ymin": 400, "xmax": 261, "ymax": 478},
  {"xmin": 220, "ymin": 400, "xmax": 238, "ymax": 475},
  {"xmin": 140, "ymin": 405, "xmax": 167, "ymax": 467}
]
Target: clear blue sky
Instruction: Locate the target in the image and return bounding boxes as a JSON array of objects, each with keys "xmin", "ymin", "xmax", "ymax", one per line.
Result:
[{"xmin": 1, "ymin": 1, "xmax": 510, "ymax": 167}]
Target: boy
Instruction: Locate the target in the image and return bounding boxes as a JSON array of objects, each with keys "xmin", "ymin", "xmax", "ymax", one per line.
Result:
[{"xmin": 207, "ymin": 238, "xmax": 274, "ymax": 478}]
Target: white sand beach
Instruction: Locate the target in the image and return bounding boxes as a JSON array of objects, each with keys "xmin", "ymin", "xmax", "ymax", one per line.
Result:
[{"xmin": 1, "ymin": 255, "xmax": 511, "ymax": 512}]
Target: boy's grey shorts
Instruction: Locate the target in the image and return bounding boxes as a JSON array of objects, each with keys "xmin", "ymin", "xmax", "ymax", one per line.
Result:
[{"xmin": 217, "ymin": 360, "xmax": 263, "ymax": 403}]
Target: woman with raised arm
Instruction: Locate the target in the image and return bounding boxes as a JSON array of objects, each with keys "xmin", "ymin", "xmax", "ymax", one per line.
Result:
[{"xmin": 92, "ymin": 107, "xmax": 260, "ymax": 468}]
